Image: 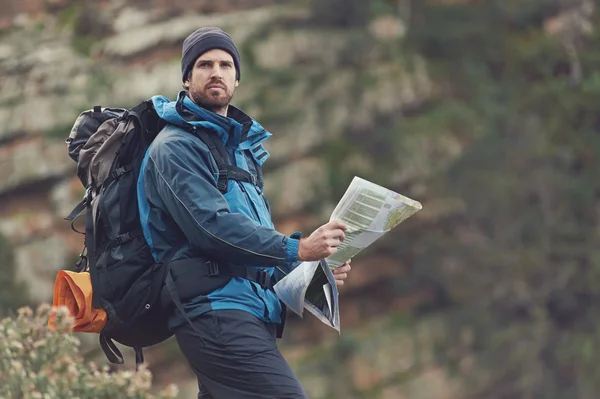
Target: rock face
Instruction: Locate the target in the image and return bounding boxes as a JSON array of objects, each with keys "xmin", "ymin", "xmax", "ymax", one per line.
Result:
[
  {"xmin": 0, "ymin": 1, "xmax": 433, "ymax": 285},
  {"xmin": 0, "ymin": 0, "xmax": 440, "ymax": 396},
  {"xmin": 0, "ymin": 137, "xmax": 73, "ymax": 195},
  {"xmin": 2, "ymin": 0, "xmax": 596, "ymax": 398}
]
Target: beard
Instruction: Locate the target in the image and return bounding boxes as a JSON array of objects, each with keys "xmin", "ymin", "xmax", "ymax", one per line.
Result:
[{"xmin": 189, "ymin": 82, "xmax": 234, "ymax": 114}]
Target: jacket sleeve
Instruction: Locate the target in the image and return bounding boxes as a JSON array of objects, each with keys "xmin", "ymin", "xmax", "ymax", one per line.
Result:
[{"xmin": 144, "ymin": 133, "xmax": 299, "ymax": 266}]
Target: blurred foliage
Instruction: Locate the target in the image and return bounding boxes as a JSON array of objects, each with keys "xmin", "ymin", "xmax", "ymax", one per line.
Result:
[
  {"xmin": 310, "ymin": 0, "xmax": 403, "ymax": 27},
  {"xmin": 0, "ymin": 232, "xmax": 31, "ymax": 317},
  {"xmin": 402, "ymin": 0, "xmax": 600, "ymax": 397},
  {"xmin": 58, "ymin": 2, "xmax": 111, "ymax": 55},
  {"xmin": 0, "ymin": 305, "xmax": 178, "ymax": 399},
  {"xmin": 311, "ymin": 0, "xmax": 600, "ymax": 397},
  {"xmin": 309, "ymin": 0, "xmax": 371, "ymax": 27}
]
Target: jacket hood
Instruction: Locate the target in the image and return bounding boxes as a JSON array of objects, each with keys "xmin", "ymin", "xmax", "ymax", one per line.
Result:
[{"xmin": 151, "ymin": 91, "xmax": 271, "ymax": 149}]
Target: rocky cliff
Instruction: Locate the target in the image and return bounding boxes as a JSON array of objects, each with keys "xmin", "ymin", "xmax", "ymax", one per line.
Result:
[
  {"xmin": 2, "ymin": 0, "xmax": 596, "ymax": 398},
  {"xmin": 0, "ymin": 0, "xmax": 438, "ymax": 396},
  {"xmin": 0, "ymin": 1, "xmax": 434, "ymax": 310}
]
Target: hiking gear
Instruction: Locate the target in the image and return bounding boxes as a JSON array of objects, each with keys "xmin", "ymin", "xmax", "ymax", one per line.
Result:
[
  {"xmin": 181, "ymin": 27, "xmax": 241, "ymax": 82},
  {"xmin": 48, "ymin": 270, "xmax": 107, "ymax": 333},
  {"xmin": 64, "ymin": 100, "xmax": 172, "ymax": 367},
  {"xmin": 61, "ymin": 96, "xmax": 290, "ymax": 367},
  {"xmin": 139, "ymin": 92, "xmax": 299, "ymax": 331},
  {"xmin": 174, "ymin": 310, "xmax": 308, "ymax": 399}
]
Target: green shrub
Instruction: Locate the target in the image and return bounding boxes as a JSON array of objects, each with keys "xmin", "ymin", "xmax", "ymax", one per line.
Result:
[{"xmin": 0, "ymin": 305, "xmax": 178, "ymax": 399}]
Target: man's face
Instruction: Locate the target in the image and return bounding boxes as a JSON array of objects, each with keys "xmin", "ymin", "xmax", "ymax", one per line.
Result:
[{"xmin": 185, "ymin": 49, "xmax": 238, "ymax": 114}]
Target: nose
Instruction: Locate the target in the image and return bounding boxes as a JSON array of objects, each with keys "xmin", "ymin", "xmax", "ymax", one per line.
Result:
[{"xmin": 210, "ymin": 65, "xmax": 223, "ymax": 79}]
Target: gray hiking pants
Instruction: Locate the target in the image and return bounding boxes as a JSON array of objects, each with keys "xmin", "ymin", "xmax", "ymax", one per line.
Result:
[{"xmin": 173, "ymin": 309, "xmax": 308, "ymax": 398}]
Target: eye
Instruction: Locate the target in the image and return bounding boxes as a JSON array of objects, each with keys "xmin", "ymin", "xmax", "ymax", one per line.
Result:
[
  {"xmin": 198, "ymin": 61, "xmax": 211, "ymax": 68},
  {"xmin": 221, "ymin": 62, "xmax": 233, "ymax": 68}
]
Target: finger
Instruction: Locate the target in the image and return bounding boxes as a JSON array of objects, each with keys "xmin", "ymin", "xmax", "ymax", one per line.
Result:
[
  {"xmin": 335, "ymin": 265, "xmax": 351, "ymax": 273},
  {"xmin": 335, "ymin": 280, "xmax": 344, "ymax": 287},
  {"xmin": 327, "ymin": 238, "xmax": 343, "ymax": 248},
  {"xmin": 328, "ymin": 220, "xmax": 348, "ymax": 231},
  {"xmin": 327, "ymin": 229, "xmax": 345, "ymax": 242},
  {"xmin": 333, "ymin": 265, "xmax": 348, "ymax": 273},
  {"xmin": 334, "ymin": 273, "xmax": 347, "ymax": 280}
]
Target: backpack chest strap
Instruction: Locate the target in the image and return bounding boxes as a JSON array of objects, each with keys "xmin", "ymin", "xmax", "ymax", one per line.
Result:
[
  {"xmin": 190, "ymin": 126, "xmax": 263, "ymax": 193},
  {"xmin": 217, "ymin": 165, "xmax": 261, "ymax": 193}
]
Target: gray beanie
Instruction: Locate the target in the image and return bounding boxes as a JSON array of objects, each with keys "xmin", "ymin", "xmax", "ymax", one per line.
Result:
[{"xmin": 181, "ymin": 27, "xmax": 241, "ymax": 82}]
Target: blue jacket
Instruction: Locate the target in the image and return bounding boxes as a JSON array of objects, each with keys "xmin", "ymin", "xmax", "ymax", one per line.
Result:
[{"xmin": 137, "ymin": 91, "xmax": 299, "ymax": 328}]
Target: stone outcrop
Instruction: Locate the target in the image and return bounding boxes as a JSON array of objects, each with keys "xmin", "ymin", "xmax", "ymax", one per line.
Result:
[{"xmin": 0, "ymin": 0, "xmax": 447, "ymax": 396}]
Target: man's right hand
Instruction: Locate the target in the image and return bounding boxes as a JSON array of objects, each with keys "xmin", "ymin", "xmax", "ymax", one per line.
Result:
[{"xmin": 297, "ymin": 220, "xmax": 348, "ymax": 261}]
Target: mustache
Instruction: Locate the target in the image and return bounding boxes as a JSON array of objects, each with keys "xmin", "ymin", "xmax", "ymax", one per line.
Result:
[{"xmin": 205, "ymin": 80, "xmax": 226, "ymax": 89}]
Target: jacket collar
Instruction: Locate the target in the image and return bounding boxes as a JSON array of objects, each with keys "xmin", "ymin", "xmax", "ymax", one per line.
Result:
[{"xmin": 151, "ymin": 91, "xmax": 271, "ymax": 149}]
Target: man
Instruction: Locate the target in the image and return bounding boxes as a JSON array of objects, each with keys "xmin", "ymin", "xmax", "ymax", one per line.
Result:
[{"xmin": 137, "ymin": 27, "xmax": 352, "ymax": 398}]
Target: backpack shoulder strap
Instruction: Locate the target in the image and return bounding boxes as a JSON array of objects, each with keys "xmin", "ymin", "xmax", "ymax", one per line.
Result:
[
  {"xmin": 191, "ymin": 127, "xmax": 261, "ymax": 193},
  {"xmin": 193, "ymin": 127, "xmax": 229, "ymax": 168},
  {"xmin": 129, "ymin": 100, "xmax": 165, "ymax": 145}
]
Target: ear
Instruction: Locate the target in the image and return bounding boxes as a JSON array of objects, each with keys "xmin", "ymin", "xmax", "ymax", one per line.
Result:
[
  {"xmin": 234, "ymin": 80, "xmax": 239, "ymax": 87},
  {"xmin": 184, "ymin": 81, "xmax": 190, "ymax": 88}
]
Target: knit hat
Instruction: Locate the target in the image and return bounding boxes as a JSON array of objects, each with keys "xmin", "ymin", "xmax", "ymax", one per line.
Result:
[{"xmin": 181, "ymin": 27, "xmax": 241, "ymax": 82}]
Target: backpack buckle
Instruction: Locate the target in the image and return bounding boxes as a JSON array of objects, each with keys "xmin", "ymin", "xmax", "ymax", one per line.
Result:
[
  {"xmin": 118, "ymin": 110, "xmax": 130, "ymax": 122},
  {"xmin": 217, "ymin": 169, "xmax": 228, "ymax": 193},
  {"xmin": 113, "ymin": 232, "xmax": 132, "ymax": 246},
  {"xmin": 75, "ymin": 247, "xmax": 88, "ymax": 272},
  {"xmin": 257, "ymin": 269, "xmax": 270, "ymax": 290},
  {"xmin": 206, "ymin": 261, "xmax": 219, "ymax": 277}
]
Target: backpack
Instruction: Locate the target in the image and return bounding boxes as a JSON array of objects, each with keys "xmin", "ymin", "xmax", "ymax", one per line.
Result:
[{"xmin": 63, "ymin": 99, "xmax": 274, "ymax": 367}]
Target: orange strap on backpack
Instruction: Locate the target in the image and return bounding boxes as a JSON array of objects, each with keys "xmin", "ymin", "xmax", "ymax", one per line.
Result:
[{"xmin": 48, "ymin": 270, "xmax": 107, "ymax": 333}]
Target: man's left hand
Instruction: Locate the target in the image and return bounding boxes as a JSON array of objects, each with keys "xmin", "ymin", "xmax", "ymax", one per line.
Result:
[{"xmin": 333, "ymin": 260, "xmax": 352, "ymax": 287}]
